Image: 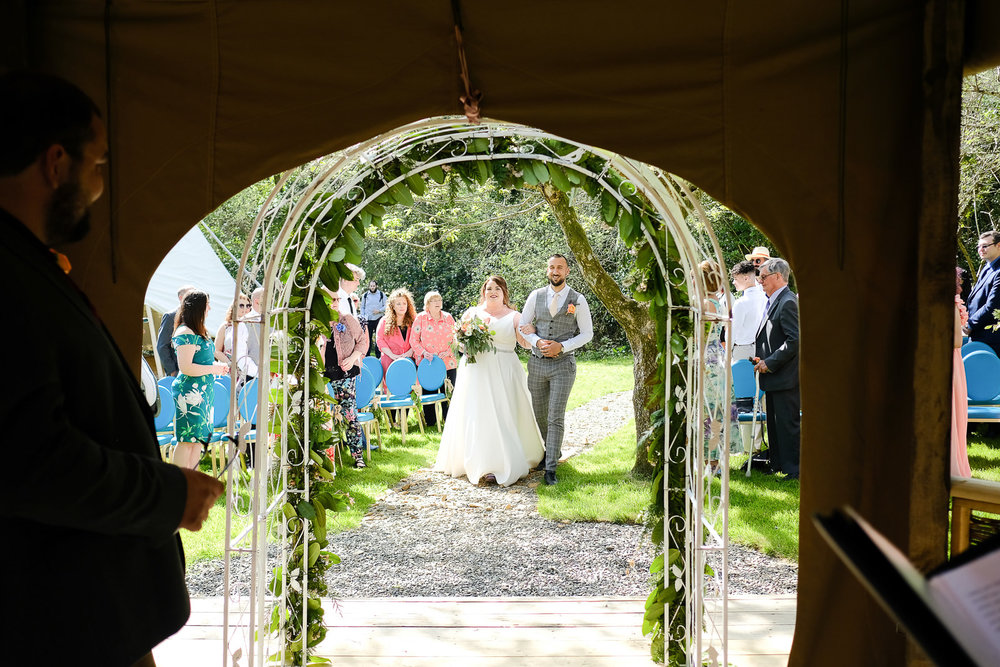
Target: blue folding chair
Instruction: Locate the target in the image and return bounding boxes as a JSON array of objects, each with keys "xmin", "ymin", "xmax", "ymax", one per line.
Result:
[
  {"xmin": 204, "ymin": 380, "xmax": 231, "ymax": 476},
  {"xmin": 965, "ymin": 351, "xmax": 1000, "ymax": 423},
  {"xmin": 381, "ymin": 358, "xmax": 423, "ymax": 444},
  {"xmin": 215, "ymin": 373, "xmax": 232, "ymax": 395},
  {"xmin": 362, "ymin": 356, "xmax": 384, "ymax": 393},
  {"xmin": 154, "ymin": 385, "xmax": 175, "ymax": 459},
  {"xmin": 157, "ymin": 376, "xmax": 175, "ymax": 392},
  {"xmin": 416, "ymin": 355, "xmax": 449, "ymax": 431},
  {"xmin": 355, "ymin": 368, "xmax": 382, "ymax": 458},
  {"xmin": 961, "ymin": 340, "xmax": 996, "ymax": 359},
  {"xmin": 731, "ymin": 359, "xmax": 767, "ymax": 476},
  {"xmin": 237, "ymin": 377, "xmax": 259, "ymax": 447}
]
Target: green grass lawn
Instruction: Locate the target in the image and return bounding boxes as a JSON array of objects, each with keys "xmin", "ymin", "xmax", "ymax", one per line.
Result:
[
  {"xmin": 719, "ymin": 457, "xmax": 801, "ymax": 560},
  {"xmin": 183, "ymin": 356, "xmax": 638, "ymax": 562},
  {"xmin": 537, "ymin": 419, "xmax": 647, "ymax": 523},
  {"xmin": 967, "ymin": 432, "xmax": 1000, "ymax": 483},
  {"xmin": 183, "ymin": 365, "xmax": 1000, "ymax": 569}
]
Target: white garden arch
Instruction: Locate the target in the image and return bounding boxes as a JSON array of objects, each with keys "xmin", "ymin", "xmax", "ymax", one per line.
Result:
[{"xmin": 216, "ymin": 117, "xmax": 735, "ymax": 666}]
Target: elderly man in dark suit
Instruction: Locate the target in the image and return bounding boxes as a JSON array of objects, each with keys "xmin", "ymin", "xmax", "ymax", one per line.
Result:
[
  {"xmin": 752, "ymin": 258, "xmax": 801, "ymax": 479},
  {"xmin": 0, "ymin": 71, "xmax": 222, "ymax": 667}
]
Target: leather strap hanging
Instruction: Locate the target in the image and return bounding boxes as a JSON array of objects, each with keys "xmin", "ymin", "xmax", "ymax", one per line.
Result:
[{"xmin": 451, "ymin": 0, "xmax": 482, "ymax": 124}]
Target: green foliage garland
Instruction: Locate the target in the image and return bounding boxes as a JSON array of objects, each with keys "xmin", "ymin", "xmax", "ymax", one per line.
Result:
[{"xmin": 266, "ymin": 130, "xmax": 687, "ymax": 665}]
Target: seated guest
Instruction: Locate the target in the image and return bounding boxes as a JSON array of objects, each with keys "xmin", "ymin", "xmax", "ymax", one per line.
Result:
[
  {"xmin": 410, "ymin": 291, "xmax": 458, "ymax": 426},
  {"xmin": 375, "ymin": 288, "xmax": 417, "ymax": 390}
]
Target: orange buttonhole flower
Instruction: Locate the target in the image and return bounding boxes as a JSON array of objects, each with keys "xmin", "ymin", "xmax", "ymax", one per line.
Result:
[{"xmin": 567, "ymin": 303, "xmax": 576, "ymax": 314}]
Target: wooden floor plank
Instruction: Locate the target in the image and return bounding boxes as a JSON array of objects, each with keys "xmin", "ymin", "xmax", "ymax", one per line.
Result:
[{"xmin": 154, "ymin": 595, "xmax": 794, "ymax": 666}]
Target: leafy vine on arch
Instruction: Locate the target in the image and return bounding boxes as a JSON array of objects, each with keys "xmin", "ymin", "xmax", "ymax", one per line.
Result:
[{"xmin": 265, "ymin": 129, "xmax": 688, "ymax": 665}]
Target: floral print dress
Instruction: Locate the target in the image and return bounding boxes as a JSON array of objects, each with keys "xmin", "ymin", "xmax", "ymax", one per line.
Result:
[{"xmin": 171, "ymin": 332, "xmax": 216, "ymax": 443}]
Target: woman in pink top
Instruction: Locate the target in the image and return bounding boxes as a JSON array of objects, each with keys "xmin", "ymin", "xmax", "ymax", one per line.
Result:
[
  {"xmin": 410, "ymin": 291, "xmax": 458, "ymax": 426},
  {"xmin": 375, "ymin": 288, "xmax": 417, "ymax": 386}
]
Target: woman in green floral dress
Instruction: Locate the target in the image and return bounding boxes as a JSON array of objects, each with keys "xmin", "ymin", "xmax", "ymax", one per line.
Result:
[{"xmin": 171, "ymin": 290, "xmax": 229, "ymax": 468}]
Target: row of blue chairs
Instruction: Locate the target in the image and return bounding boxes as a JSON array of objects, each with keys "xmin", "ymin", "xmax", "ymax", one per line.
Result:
[
  {"xmin": 154, "ymin": 355, "xmax": 451, "ymax": 470},
  {"xmin": 360, "ymin": 355, "xmax": 450, "ymax": 446},
  {"xmin": 154, "ymin": 377, "xmax": 258, "ymax": 474}
]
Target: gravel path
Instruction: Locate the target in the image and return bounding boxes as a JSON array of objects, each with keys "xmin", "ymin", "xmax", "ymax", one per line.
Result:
[{"xmin": 186, "ymin": 390, "xmax": 798, "ymax": 597}]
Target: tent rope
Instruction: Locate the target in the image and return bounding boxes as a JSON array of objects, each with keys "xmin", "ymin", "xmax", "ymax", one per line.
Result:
[{"xmin": 451, "ymin": 0, "xmax": 482, "ymax": 124}]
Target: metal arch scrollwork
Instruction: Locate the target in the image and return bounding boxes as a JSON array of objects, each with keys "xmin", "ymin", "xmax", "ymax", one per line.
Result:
[{"xmin": 223, "ymin": 116, "xmax": 734, "ymax": 667}]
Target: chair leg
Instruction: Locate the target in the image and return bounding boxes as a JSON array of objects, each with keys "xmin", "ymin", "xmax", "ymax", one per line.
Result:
[
  {"xmin": 401, "ymin": 410, "xmax": 408, "ymax": 446},
  {"xmin": 373, "ymin": 419, "xmax": 383, "ymax": 450},
  {"xmin": 416, "ymin": 408, "xmax": 425, "ymax": 435},
  {"xmin": 435, "ymin": 403, "xmax": 443, "ymax": 432},
  {"xmin": 363, "ymin": 422, "xmax": 371, "ymax": 461}
]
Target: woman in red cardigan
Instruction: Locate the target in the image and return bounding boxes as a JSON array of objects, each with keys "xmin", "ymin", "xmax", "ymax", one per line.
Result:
[
  {"xmin": 410, "ymin": 290, "xmax": 458, "ymax": 426},
  {"xmin": 375, "ymin": 287, "xmax": 417, "ymax": 387}
]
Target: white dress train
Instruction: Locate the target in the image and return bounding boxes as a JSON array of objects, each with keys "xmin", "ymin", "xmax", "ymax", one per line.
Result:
[{"xmin": 434, "ymin": 309, "xmax": 544, "ymax": 486}]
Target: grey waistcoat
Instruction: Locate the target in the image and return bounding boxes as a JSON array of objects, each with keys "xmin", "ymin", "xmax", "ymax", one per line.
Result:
[{"xmin": 531, "ymin": 287, "xmax": 582, "ymax": 353}]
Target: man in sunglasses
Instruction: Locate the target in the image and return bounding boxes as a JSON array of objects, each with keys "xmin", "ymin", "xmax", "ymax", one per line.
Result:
[{"xmin": 964, "ymin": 231, "xmax": 1000, "ymax": 357}]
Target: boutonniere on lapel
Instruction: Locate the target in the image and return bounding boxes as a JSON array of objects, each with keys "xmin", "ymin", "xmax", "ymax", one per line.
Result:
[{"xmin": 566, "ymin": 303, "xmax": 576, "ymax": 315}]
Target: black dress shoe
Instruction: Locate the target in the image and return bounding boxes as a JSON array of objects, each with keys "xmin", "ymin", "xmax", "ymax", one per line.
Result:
[
  {"xmin": 544, "ymin": 471, "xmax": 557, "ymax": 485},
  {"xmin": 532, "ymin": 461, "xmax": 545, "ymax": 472}
]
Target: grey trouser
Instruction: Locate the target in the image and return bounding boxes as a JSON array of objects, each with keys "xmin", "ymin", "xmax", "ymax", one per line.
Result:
[{"xmin": 527, "ymin": 353, "xmax": 576, "ymax": 471}]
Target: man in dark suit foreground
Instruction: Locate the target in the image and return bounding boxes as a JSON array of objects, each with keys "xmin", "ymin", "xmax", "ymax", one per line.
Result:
[
  {"xmin": 752, "ymin": 258, "xmax": 801, "ymax": 479},
  {"xmin": 0, "ymin": 71, "xmax": 223, "ymax": 666}
]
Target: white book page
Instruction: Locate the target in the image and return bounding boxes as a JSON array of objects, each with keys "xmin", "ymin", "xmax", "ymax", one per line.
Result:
[{"xmin": 928, "ymin": 549, "xmax": 1000, "ymax": 667}]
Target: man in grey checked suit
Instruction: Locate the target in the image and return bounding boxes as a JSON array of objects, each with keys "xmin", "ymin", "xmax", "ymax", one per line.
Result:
[{"xmin": 520, "ymin": 254, "xmax": 594, "ymax": 485}]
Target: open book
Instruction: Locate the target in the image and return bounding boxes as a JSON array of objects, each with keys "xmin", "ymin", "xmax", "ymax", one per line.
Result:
[{"xmin": 813, "ymin": 506, "xmax": 1000, "ymax": 667}]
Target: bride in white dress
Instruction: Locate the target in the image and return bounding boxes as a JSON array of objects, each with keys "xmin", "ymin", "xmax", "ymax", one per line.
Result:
[{"xmin": 434, "ymin": 276, "xmax": 544, "ymax": 486}]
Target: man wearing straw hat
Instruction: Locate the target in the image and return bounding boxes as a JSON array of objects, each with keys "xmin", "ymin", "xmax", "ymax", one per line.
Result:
[{"xmin": 745, "ymin": 246, "xmax": 772, "ymax": 270}]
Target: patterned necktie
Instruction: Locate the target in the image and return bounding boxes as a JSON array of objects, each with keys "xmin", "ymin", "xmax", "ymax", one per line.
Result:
[{"xmin": 549, "ymin": 293, "xmax": 559, "ymax": 317}]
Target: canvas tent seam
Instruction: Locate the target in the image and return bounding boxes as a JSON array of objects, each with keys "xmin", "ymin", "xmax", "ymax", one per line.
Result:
[
  {"xmin": 837, "ymin": 0, "xmax": 849, "ymax": 270},
  {"xmin": 104, "ymin": 0, "xmax": 118, "ymax": 283},
  {"xmin": 208, "ymin": 0, "xmax": 220, "ymax": 210}
]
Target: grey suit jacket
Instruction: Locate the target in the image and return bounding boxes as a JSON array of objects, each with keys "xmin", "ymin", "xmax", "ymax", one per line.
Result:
[{"xmin": 156, "ymin": 309, "xmax": 178, "ymax": 375}]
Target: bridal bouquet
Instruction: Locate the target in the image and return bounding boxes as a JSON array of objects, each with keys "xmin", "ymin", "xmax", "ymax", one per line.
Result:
[{"xmin": 453, "ymin": 312, "xmax": 496, "ymax": 364}]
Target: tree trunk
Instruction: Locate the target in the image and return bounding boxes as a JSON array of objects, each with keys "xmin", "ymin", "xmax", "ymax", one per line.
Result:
[{"xmin": 537, "ymin": 184, "xmax": 657, "ymax": 478}]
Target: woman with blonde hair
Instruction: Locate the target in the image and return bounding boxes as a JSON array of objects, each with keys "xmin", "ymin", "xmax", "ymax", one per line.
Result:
[
  {"xmin": 410, "ymin": 290, "xmax": 458, "ymax": 426},
  {"xmin": 434, "ymin": 275, "xmax": 543, "ymax": 486},
  {"xmin": 375, "ymin": 287, "xmax": 417, "ymax": 383}
]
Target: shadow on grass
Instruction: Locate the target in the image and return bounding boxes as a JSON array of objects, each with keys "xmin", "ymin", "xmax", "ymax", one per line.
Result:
[
  {"xmin": 537, "ymin": 420, "xmax": 646, "ymax": 524},
  {"xmin": 717, "ymin": 457, "xmax": 800, "ymax": 561},
  {"xmin": 968, "ymin": 432, "xmax": 1000, "ymax": 483}
]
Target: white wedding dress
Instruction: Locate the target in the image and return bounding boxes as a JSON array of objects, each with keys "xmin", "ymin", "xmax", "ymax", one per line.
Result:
[{"xmin": 434, "ymin": 308, "xmax": 544, "ymax": 486}]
